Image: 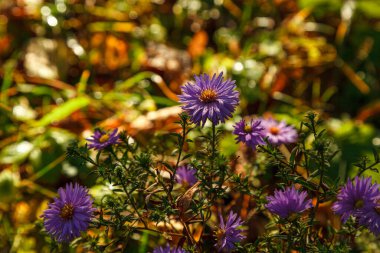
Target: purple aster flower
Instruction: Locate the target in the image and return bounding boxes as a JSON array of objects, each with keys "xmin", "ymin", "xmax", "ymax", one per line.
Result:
[
  {"xmin": 178, "ymin": 72, "xmax": 239, "ymax": 126},
  {"xmin": 260, "ymin": 118, "xmax": 297, "ymax": 145},
  {"xmin": 332, "ymin": 177, "xmax": 380, "ymax": 223},
  {"xmin": 86, "ymin": 129, "xmax": 119, "ymax": 150},
  {"xmin": 359, "ymin": 200, "xmax": 380, "ymax": 236},
  {"xmin": 233, "ymin": 119, "xmax": 265, "ymax": 150},
  {"xmin": 42, "ymin": 183, "xmax": 96, "ymax": 242},
  {"xmin": 153, "ymin": 244, "xmax": 188, "ymax": 253},
  {"xmin": 216, "ymin": 211, "xmax": 246, "ymax": 252},
  {"xmin": 266, "ymin": 186, "xmax": 312, "ymax": 219},
  {"xmin": 175, "ymin": 165, "xmax": 197, "ymax": 187}
]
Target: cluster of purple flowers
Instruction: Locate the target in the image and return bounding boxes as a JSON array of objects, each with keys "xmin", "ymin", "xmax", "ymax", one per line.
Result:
[
  {"xmin": 41, "ymin": 129, "xmax": 119, "ymax": 241},
  {"xmin": 264, "ymin": 178, "xmax": 380, "ymax": 237},
  {"xmin": 179, "ymin": 72, "xmax": 298, "ymax": 150},
  {"xmin": 332, "ymin": 177, "xmax": 380, "ymax": 235},
  {"xmin": 178, "ymin": 73, "xmax": 247, "ymax": 251},
  {"xmin": 152, "ymin": 211, "xmax": 246, "ymax": 252},
  {"xmin": 42, "ymin": 128, "xmax": 123, "ymax": 242},
  {"xmin": 233, "ymin": 117, "xmax": 298, "ymax": 150},
  {"xmin": 41, "ymin": 72, "xmax": 379, "ymax": 250},
  {"xmin": 152, "ymin": 211, "xmax": 246, "ymax": 253}
]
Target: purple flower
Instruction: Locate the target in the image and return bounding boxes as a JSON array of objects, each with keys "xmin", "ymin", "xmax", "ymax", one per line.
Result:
[
  {"xmin": 266, "ymin": 186, "xmax": 312, "ymax": 219},
  {"xmin": 332, "ymin": 177, "xmax": 380, "ymax": 223},
  {"xmin": 216, "ymin": 211, "xmax": 246, "ymax": 252},
  {"xmin": 86, "ymin": 129, "xmax": 119, "ymax": 150},
  {"xmin": 153, "ymin": 244, "xmax": 188, "ymax": 253},
  {"xmin": 260, "ymin": 118, "xmax": 297, "ymax": 145},
  {"xmin": 42, "ymin": 183, "xmax": 96, "ymax": 242},
  {"xmin": 178, "ymin": 72, "xmax": 239, "ymax": 126},
  {"xmin": 175, "ymin": 165, "xmax": 197, "ymax": 187},
  {"xmin": 233, "ymin": 119, "xmax": 265, "ymax": 150},
  {"xmin": 359, "ymin": 201, "xmax": 380, "ymax": 236}
]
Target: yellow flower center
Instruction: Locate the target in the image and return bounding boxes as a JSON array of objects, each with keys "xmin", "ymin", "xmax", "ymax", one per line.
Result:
[
  {"xmin": 99, "ymin": 134, "xmax": 110, "ymax": 143},
  {"xmin": 288, "ymin": 212, "xmax": 298, "ymax": 221},
  {"xmin": 200, "ymin": 89, "xmax": 218, "ymax": 103},
  {"xmin": 354, "ymin": 199, "xmax": 364, "ymax": 209},
  {"xmin": 60, "ymin": 204, "xmax": 74, "ymax": 219},
  {"xmin": 216, "ymin": 228, "xmax": 225, "ymax": 240},
  {"xmin": 269, "ymin": 126, "xmax": 280, "ymax": 135},
  {"xmin": 244, "ymin": 125, "xmax": 252, "ymax": 133},
  {"xmin": 375, "ymin": 206, "xmax": 380, "ymax": 215}
]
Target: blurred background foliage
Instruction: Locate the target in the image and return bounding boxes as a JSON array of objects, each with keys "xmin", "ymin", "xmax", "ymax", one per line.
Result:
[{"xmin": 0, "ymin": 0, "xmax": 380, "ymax": 252}]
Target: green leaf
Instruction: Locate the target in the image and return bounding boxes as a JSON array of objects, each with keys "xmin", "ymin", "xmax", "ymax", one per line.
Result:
[
  {"xmin": 1, "ymin": 59, "xmax": 17, "ymax": 104},
  {"xmin": 289, "ymin": 147, "xmax": 298, "ymax": 167},
  {"xmin": 169, "ymin": 133, "xmax": 181, "ymax": 138},
  {"xmin": 33, "ymin": 96, "xmax": 90, "ymax": 127},
  {"xmin": 115, "ymin": 71, "xmax": 155, "ymax": 91},
  {"xmin": 161, "ymin": 162, "xmax": 174, "ymax": 171},
  {"xmin": 151, "ymin": 96, "xmax": 178, "ymax": 106},
  {"xmin": 77, "ymin": 70, "xmax": 90, "ymax": 94},
  {"xmin": 0, "ymin": 170, "xmax": 19, "ymax": 202},
  {"xmin": 372, "ymin": 147, "xmax": 379, "ymax": 163},
  {"xmin": 138, "ymin": 231, "xmax": 149, "ymax": 253},
  {"xmin": 181, "ymin": 153, "xmax": 192, "ymax": 161},
  {"xmin": 357, "ymin": 1, "xmax": 380, "ymax": 18},
  {"xmin": 298, "ymin": 0, "xmax": 342, "ymax": 11}
]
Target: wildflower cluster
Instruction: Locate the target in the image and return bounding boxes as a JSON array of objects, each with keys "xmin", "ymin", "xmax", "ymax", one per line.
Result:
[
  {"xmin": 40, "ymin": 73, "xmax": 380, "ymax": 252},
  {"xmin": 232, "ymin": 117, "xmax": 298, "ymax": 150},
  {"xmin": 333, "ymin": 177, "xmax": 380, "ymax": 235}
]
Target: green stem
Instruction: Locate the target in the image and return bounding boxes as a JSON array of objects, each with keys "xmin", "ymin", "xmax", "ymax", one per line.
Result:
[
  {"xmin": 74, "ymin": 149, "xmax": 98, "ymax": 167},
  {"xmin": 175, "ymin": 122, "xmax": 186, "ymax": 169},
  {"xmin": 109, "ymin": 149, "xmax": 147, "ymax": 227},
  {"xmin": 358, "ymin": 160, "xmax": 379, "ymax": 176},
  {"xmin": 29, "ymin": 154, "xmax": 66, "ymax": 181},
  {"xmin": 212, "ymin": 123, "xmax": 216, "ymax": 165},
  {"xmin": 286, "ymin": 229, "xmax": 292, "ymax": 253},
  {"xmin": 209, "ymin": 124, "xmax": 217, "ymax": 198},
  {"xmin": 171, "ymin": 120, "xmax": 187, "ymax": 194},
  {"xmin": 309, "ymin": 151, "xmax": 325, "ymax": 239},
  {"xmin": 121, "ymin": 182, "xmax": 147, "ymax": 228},
  {"xmin": 134, "ymin": 227, "xmax": 184, "ymax": 237}
]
